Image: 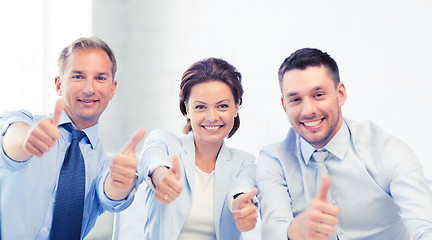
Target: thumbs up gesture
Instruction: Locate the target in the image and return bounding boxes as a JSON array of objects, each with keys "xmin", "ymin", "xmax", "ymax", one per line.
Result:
[
  {"xmin": 5, "ymin": 98, "xmax": 64, "ymax": 161},
  {"xmin": 104, "ymin": 128, "xmax": 146, "ymax": 201},
  {"xmin": 232, "ymin": 188, "xmax": 259, "ymax": 232},
  {"xmin": 287, "ymin": 174, "xmax": 340, "ymax": 240},
  {"xmin": 151, "ymin": 155, "xmax": 183, "ymax": 204}
]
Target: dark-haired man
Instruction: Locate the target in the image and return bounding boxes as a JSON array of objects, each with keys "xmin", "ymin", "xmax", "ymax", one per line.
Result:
[{"xmin": 257, "ymin": 48, "xmax": 432, "ymax": 239}]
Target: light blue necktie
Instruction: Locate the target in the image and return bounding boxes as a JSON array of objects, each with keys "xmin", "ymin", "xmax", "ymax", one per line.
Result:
[
  {"xmin": 313, "ymin": 149, "xmax": 338, "ymax": 240},
  {"xmin": 51, "ymin": 123, "xmax": 86, "ymax": 239}
]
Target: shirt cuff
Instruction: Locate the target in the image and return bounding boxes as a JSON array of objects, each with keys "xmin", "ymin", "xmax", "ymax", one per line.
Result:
[
  {"xmin": 144, "ymin": 163, "xmax": 172, "ymax": 191},
  {"xmin": 98, "ymin": 167, "xmax": 137, "ymax": 212}
]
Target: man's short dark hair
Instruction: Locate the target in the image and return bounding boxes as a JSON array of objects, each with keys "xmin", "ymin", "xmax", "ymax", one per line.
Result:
[{"xmin": 278, "ymin": 48, "xmax": 340, "ymax": 91}]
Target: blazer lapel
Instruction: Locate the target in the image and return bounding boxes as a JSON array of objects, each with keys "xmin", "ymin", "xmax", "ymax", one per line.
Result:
[
  {"xmin": 180, "ymin": 133, "xmax": 196, "ymax": 194},
  {"xmin": 213, "ymin": 141, "xmax": 233, "ymax": 238}
]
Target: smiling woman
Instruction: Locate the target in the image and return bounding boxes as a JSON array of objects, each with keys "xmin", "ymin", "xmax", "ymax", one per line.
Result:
[
  {"xmin": 117, "ymin": 57, "xmax": 258, "ymax": 240},
  {"xmin": 185, "ymin": 81, "xmax": 239, "ymax": 153}
]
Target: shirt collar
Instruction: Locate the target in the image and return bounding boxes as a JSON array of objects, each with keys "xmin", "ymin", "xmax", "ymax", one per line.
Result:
[
  {"xmin": 299, "ymin": 136, "xmax": 316, "ymax": 165},
  {"xmin": 58, "ymin": 112, "xmax": 99, "ymax": 149},
  {"xmin": 325, "ymin": 119, "xmax": 349, "ymax": 160},
  {"xmin": 299, "ymin": 119, "xmax": 349, "ymax": 165}
]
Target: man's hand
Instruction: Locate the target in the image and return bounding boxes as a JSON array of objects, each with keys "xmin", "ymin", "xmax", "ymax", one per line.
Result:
[
  {"xmin": 104, "ymin": 128, "xmax": 146, "ymax": 201},
  {"xmin": 3, "ymin": 99, "xmax": 63, "ymax": 161},
  {"xmin": 232, "ymin": 187, "xmax": 259, "ymax": 232},
  {"xmin": 287, "ymin": 174, "xmax": 340, "ymax": 240},
  {"xmin": 151, "ymin": 155, "xmax": 183, "ymax": 204}
]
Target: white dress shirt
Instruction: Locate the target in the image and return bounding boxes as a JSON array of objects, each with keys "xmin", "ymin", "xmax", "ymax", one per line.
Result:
[{"xmin": 178, "ymin": 166, "xmax": 216, "ymax": 240}]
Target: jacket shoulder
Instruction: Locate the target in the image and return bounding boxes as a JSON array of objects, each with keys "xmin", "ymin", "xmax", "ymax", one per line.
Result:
[{"xmin": 260, "ymin": 128, "xmax": 297, "ymax": 157}]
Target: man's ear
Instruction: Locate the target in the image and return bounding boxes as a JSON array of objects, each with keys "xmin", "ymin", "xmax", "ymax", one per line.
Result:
[
  {"xmin": 281, "ymin": 95, "xmax": 288, "ymax": 113},
  {"xmin": 109, "ymin": 80, "xmax": 118, "ymax": 100},
  {"xmin": 337, "ymin": 82, "xmax": 347, "ymax": 107},
  {"xmin": 55, "ymin": 76, "xmax": 62, "ymax": 96}
]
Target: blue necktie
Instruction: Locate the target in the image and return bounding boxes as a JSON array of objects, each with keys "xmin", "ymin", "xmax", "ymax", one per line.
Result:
[{"xmin": 51, "ymin": 123, "xmax": 86, "ymax": 239}]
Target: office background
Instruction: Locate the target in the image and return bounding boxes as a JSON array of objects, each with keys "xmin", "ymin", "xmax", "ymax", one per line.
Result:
[{"xmin": 1, "ymin": 0, "xmax": 431, "ymax": 239}]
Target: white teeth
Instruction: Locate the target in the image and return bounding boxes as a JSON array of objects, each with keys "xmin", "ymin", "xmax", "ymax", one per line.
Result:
[
  {"xmin": 204, "ymin": 125, "xmax": 221, "ymax": 130},
  {"xmin": 304, "ymin": 120, "xmax": 321, "ymax": 127}
]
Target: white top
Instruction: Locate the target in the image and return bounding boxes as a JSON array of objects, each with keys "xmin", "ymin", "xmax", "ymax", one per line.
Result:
[{"xmin": 178, "ymin": 166, "xmax": 216, "ymax": 240}]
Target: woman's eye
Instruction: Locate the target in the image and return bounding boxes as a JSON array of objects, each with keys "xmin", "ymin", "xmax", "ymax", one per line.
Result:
[{"xmin": 218, "ymin": 104, "xmax": 229, "ymax": 109}]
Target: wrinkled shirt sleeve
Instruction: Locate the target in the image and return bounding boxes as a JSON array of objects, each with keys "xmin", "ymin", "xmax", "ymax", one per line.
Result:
[
  {"xmin": 257, "ymin": 147, "xmax": 291, "ymax": 240},
  {"xmin": 0, "ymin": 110, "xmax": 37, "ymax": 170},
  {"xmin": 383, "ymin": 138, "xmax": 432, "ymax": 239}
]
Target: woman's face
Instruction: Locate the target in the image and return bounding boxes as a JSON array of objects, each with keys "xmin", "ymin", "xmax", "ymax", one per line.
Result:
[{"xmin": 186, "ymin": 80, "xmax": 239, "ymax": 146}]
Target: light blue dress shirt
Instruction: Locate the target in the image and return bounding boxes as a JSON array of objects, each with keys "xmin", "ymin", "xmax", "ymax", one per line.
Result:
[
  {"xmin": 257, "ymin": 118, "xmax": 432, "ymax": 240},
  {"xmin": 0, "ymin": 110, "xmax": 136, "ymax": 240},
  {"xmin": 118, "ymin": 129, "xmax": 256, "ymax": 240}
]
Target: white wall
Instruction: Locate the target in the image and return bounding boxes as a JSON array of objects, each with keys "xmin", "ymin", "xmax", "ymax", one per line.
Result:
[
  {"xmin": 2, "ymin": 1, "xmax": 432, "ymax": 239},
  {"xmin": 91, "ymin": 1, "xmax": 432, "ymax": 238},
  {"xmin": 93, "ymin": 0, "xmax": 432, "ymax": 179},
  {"xmin": 3, "ymin": 0, "xmax": 428, "ymax": 177},
  {"xmin": 0, "ymin": 0, "xmax": 92, "ymax": 114}
]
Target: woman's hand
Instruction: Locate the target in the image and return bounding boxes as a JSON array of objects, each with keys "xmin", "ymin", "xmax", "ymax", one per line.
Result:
[
  {"xmin": 232, "ymin": 188, "xmax": 259, "ymax": 232},
  {"xmin": 151, "ymin": 155, "xmax": 183, "ymax": 204}
]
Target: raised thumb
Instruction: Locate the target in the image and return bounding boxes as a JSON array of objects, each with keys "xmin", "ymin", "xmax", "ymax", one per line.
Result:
[
  {"xmin": 51, "ymin": 98, "xmax": 64, "ymax": 125},
  {"xmin": 316, "ymin": 174, "xmax": 331, "ymax": 202},
  {"xmin": 242, "ymin": 187, "xmax": 258, "ymax": 203},
  {"xmin": 171, "ymin": 155, "xmax": 181, "ymax": 180}
]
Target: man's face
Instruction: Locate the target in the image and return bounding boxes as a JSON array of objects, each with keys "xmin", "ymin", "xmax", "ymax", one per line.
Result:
[
  {"xmin": 281, "ymin": 65, "xmax": 346, "ymax": 149},
  {"xmin": 55, "ymin": 48, "xmax": 117, "ymax": 129}
]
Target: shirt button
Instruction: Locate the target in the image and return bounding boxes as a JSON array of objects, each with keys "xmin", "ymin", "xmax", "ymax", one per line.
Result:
[
  {"xmin": 53, "ymin": 199, "xmax": 56, "ymax": 203},
  {"xmin": 340, "ymin": 229, "xmax": 344, "ymax": 234},
  {"xmin": 332, "ymin": 199, "xmax": 336, "ymax": 205},
  {"xmin": 43, "ymin": 227, "xmax": 48, "ymax": 233}
]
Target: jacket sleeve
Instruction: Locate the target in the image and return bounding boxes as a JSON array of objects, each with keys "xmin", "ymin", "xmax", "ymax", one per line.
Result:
[
  {"xmin": 227, "ymin": 150, "xmax": 258, "ymax": 210},
  {"xmin": 138, "ymin": 130, "xmax": 178, "ymax": 190},
  {"xmin": 257, "ymin": 146, "xmax": 292, "ymax": 240}
]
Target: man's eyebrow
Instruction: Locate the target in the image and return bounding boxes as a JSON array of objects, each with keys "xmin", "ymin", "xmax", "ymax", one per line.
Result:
[
  {"xmin": 96, "ymin": 72, "xmax": 110, "ymax": 76},
  {"xmin": 70, "ymin": 70, "xmax": 111, "ymax": 76},
  {"xmin": 285, "ymin": 86, "xmax": 325, "ymax": 97},
  {"xmin": 286, "ymin": 92, "xmax": 298, "ymax": 98}
]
